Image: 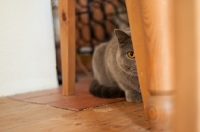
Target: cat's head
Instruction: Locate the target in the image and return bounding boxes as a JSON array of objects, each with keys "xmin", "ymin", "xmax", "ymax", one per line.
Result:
[{"xmin": 115, "ymin": 29, "xmax": 138, "ymax": 75}]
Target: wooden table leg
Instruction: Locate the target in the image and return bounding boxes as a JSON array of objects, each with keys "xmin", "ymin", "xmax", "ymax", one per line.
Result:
[
  {"xmin": 140, "ymin": 0, "xmax": 175, "ymax": 131},
  {"xmin": 58, "ymin": 0, "xmax": 76, "ymax": 95},
  {"xmin": 127, "ymin": 0, "xmax": 175, "ymax": 131},
  {"xmin": 126, "ymin": 0, "xmax": 150, "ymax": 118}
]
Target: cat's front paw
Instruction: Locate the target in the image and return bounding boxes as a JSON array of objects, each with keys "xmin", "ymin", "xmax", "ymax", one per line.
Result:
[{"xmin": 125, "ymin": 90, "xmax": 142, "ymax": 102}]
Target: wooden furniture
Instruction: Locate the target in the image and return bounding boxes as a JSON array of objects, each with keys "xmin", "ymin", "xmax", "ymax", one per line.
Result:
[
  {"xmin": 59, "ymin": 0, "xmax": 200, "ymax": 131},
  {"xmin": 126, "ymin": 0, "xmax": 200, "ymax": 131},
  {"xmin": 58, "ymin": 0, "xmax": 76, "ymax": 95},
  {"xmin": 173, "ymin": 0, "xmax": 200, "ymax": 131},
  {"xmin": 126, "ymin": 0, "xmax": 174, "ymax": 131}
]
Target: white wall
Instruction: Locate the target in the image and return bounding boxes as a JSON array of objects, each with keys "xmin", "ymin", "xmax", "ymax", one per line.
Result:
[{"xmin": 0, "ymin": 0, "xmax": 58, "ymax": 96}]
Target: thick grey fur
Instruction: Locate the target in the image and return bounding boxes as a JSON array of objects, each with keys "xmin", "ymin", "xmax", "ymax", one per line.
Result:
[{"xmin": 90, "ymin": 29, "xmax": 142, "ymax": 102}]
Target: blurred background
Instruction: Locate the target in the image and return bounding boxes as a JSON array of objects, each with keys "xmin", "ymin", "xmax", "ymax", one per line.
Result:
[{"xmin": 52, "ymin": 0, "xmax": 129, "ymax": 84}]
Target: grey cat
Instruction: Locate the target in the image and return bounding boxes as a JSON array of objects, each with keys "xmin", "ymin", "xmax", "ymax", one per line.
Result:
[{"xmin": 90, "ymin": 29, "xmax": 142, "ymax": 102}]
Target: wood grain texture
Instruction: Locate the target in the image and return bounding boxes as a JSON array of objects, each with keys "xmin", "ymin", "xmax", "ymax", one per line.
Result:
[
  {"xmin": 126, "ymin": 0, "xmax": 175, "ymax": 131},
  {"xmin": 0, "ymin": 98, "xmax": 74, "ymax": 132},
  {"xmin": 140, "ymin": 0, "xmax": 175, "ymax": 131},
  {"xmin": 173, "ymin": 0, "xmax": 200, "ymax": 131},
  {"xmin": 125, "ymin": 0, "xmax": 150, "ymax": 117},
  {"xmin": 58, "ymin": 0, "xmax": 76, "ymax": 95},
  {"xmin": 0, "ymin": 98, "xmax": 150, "ymax": 132},
  {"xmin": 139, "ymin": 0, "xmax": 175, "ymax": 93}
]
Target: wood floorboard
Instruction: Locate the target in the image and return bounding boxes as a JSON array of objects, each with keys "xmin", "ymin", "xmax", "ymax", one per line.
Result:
[
  {"xmin": 0, "ymin": 97, "xmax": 12, "ymax": 104},
  {"xmin": 0, "ymin": 99, "xmax": 27, "ymax": 111},
  {"xmin": 0, "ymin": 98, "xmax": 74, "ymax": 131},
  {"xmin": 0, "ymin": 103, "xmax": 36, "ymax": 119},
  {"xmin": 0, "ymin": 98, "xmax": 150, "ymax": 132}
]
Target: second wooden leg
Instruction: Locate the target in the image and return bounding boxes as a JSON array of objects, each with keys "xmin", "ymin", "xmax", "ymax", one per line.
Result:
[{"xmin": 58, "ymin": 0, "xmax": 76, "ymax": 95}]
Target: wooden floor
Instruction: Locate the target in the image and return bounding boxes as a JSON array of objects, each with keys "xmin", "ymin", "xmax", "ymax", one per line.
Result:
[
  {"xmin": 9, "ymin": 77, "xmax": 125, "ymax": 111},
  {"xmin": 0, "ymin": 97, "xmax": 150, "ymax": 132}
]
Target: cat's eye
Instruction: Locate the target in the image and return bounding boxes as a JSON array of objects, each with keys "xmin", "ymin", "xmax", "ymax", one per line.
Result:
[{"xmin": 127, "ymin": 51, "xmax": 135, "ymax": 59}]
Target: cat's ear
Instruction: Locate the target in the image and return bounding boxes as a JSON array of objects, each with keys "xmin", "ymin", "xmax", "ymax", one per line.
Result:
[{"xmin": 114, "ymin": 29, "xmax": 130, "ymax": 44}]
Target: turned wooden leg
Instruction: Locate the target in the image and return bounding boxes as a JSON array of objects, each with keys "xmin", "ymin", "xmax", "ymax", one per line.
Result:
[
  {"xmin": 126, "ymin": 0, "xmax": 150, "ymax": 118},
  {"xmin": 58, "ymin": 0, "xmax": 76, "ymax": 95},
  {"xmin": 127, "ymin": 0, "xmax": 175, "ymax": 131},
  {"xmin": 140, "ymin": 0, "xmax": 175, "ymax": 131},
  {"xmin": 139, "ymin": 0, "xmax": 175, "ymax": 131}
]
